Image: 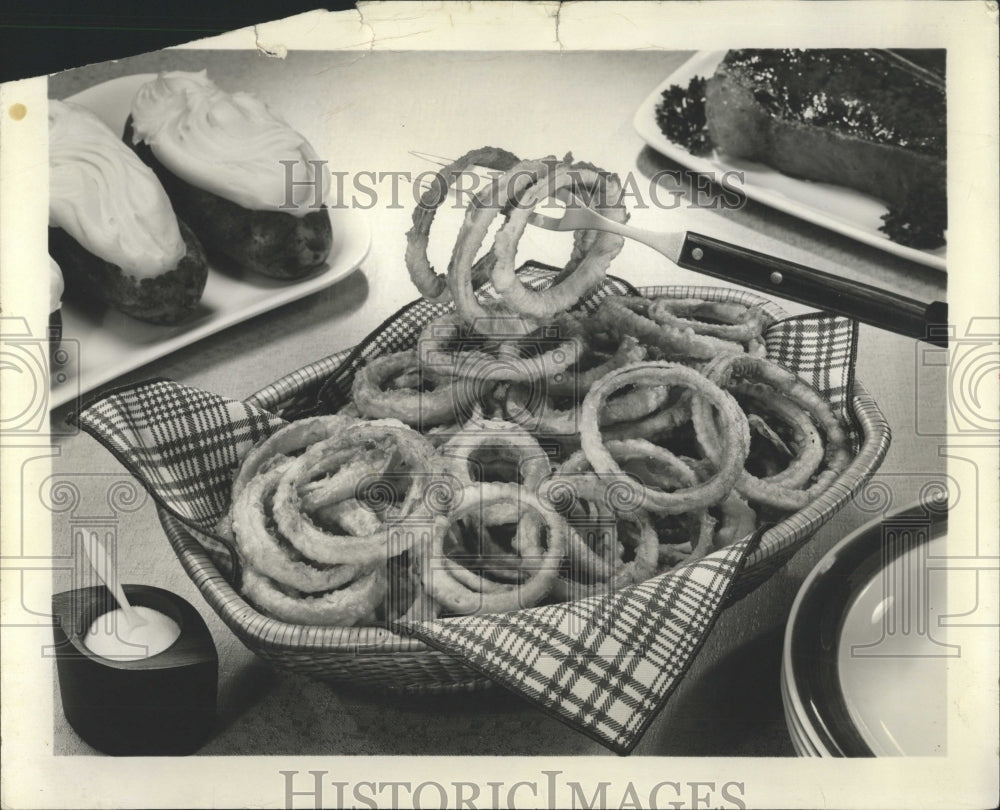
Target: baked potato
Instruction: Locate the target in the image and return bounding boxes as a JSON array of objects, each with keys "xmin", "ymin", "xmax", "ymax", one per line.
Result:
[
  {"xmin": 48, "ymin": 100, "xmax": 209, "ymax": 325},
  {"xmin": 49, "ymin": 220, "xmax": 208, "ymax": 325},
  {"xmin": 124, "ymin": 72, "xmax": 333, "ymax": 280}
]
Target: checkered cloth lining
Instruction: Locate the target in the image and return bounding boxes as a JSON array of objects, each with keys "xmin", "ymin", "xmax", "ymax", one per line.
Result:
[
  {"xmin": 70, "ymin": 263, "xmax": 858, "ymax": 755},
  {"xmin": 396, "ymin": 528, "xmax": 764, "ymax": 754}
]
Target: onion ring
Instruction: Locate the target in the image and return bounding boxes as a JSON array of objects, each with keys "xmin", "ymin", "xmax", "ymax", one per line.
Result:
[
  {"xmin": 448, "ymin": 157, "xmax": 551, "ymax": 334},
  {"xmin": 241, "ymin": 566, "xmax": 386, "ymax": 627},
  {"xmin": 657, "ymin": 511, "xmax": 717, "ymax": 570},
  {"xmin": 543, "ymin": 318, "xmax": 646, "ymax": 396},
  {"xmin": 550, "ymin": 507, "xmax": 659, "ymax": 601},
  {"xmin": 219, "ymin": 414, "xmax": 360, "ymax": 539},
  {"xmin": 545, "ymin": 443, "xmax": 719, "ymax": 584},
  {"xmin": 313, "ymin": 497, "xmax": 384, "ymax": 537},
  {"xmin": 544, "ymin": 440, "xmax": 699, "ymax": 575},
  {"xmin": 351, "ymin": 349, "xmax": 476, "ymax": 428},
  {"xmin": 579, "ymin": 362, "xmax": 750, "ymax": 515},
  {"xmin": 487, "ymin": 157, "xmax": 627, "ymax": 321},
  {"xmin": 416, "ymin": 311, "xmax": 581, "ymax": 382},
  {"xmin": 440, "ymin": 519, "xmax": 532, "ymax": 593},
  {"xmin": 712, "ymin": 491, "xmax": 757, "ymax": 548},
  {"xmin": 648, "ymin": 297, "xmax": 770, "ymax": 346},
  {"xmin": 731, "ymin": 381, "xmax": 824, "ymax": 488},
  {"xmin": 439, "ymin": 420, "xmax": 550, "ymax": 487},
  {"xmin": 270, "ymin": 423, "xmax": 438, "ymax": 566},
  {"xmin": 439, "ymin": 420, "xmax": 550, "ymax": 556},
  {"xmin": 405, "ymin": 145, "xmax": 521, "ymax": 302},
  {"xmin": 420, "ymin": 482, "xmax": 567, "ymax": 615},
  {"xmin": 599, "ymin": 296, "xmax": 747, "ymax": 360},
  {"xmin": 230, "ymin": 461, "xmax": 365, "ymax": 592},
  {"xmin": 692, "ymin": 354, "xmax": 851, "ymax": 511},
  {"xmin": 600, "ymin": 390, "xmax": 692, "ymax": 443},
  {"xmin": 504, "ymin": 379, "xmax": 675, "ymax": 438}
]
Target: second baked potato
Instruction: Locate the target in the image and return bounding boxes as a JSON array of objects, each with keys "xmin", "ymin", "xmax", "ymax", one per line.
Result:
[{"xmin": 125, "ymin": 72, "xmax": 333, "ymax": 280}]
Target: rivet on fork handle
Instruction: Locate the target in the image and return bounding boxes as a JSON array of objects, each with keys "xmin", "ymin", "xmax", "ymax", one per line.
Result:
[{"xmin": 678, "ymin": 232, "xmax": 948, "ymax": 347}]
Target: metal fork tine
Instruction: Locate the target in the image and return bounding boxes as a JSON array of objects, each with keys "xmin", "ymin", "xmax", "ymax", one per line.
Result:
[
  {"xmin": 416, "ymin": 169, "xmax": 499, "ymax": 189},
  {"xmin": 412, "ymin": 150, "xmax": 595, "ymax": 230},
  {"xmin": 408, "ymin": 149, "xmax": 453, "ymax": 168}
]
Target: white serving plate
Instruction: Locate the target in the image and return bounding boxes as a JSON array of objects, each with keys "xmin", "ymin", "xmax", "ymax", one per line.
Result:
[
  {"xmin": 633, "ymin": 51, "xmax": 946, "ymax": 272},
  {"xmin": 782, "ymin": 498, "xmax": 950, "ymax": 756},
  {"xmin": 50, "ymin": 74, "xmax": 371, "ymax": 410}
]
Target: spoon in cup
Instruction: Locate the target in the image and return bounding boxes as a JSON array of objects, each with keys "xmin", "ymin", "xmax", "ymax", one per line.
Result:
[{"xmin": 77, "ymin": 529, "xmax": 148, "ymax": 632}]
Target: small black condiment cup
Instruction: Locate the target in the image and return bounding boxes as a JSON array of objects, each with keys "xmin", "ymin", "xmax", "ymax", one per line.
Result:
[{"xmin": 51, "ymin": 584, "xmax": 217, "ymax": 756}]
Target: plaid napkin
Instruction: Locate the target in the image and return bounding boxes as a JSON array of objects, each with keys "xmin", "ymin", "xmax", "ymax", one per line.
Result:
[{"xmin": 71, "ymin": 265, "xmax": 858, "ymax": 755}]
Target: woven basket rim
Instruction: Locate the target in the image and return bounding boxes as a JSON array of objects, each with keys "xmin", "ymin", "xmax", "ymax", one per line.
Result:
[{"xmin": 158, "ymin": 283, "xmax": 892, "ymax": 657}]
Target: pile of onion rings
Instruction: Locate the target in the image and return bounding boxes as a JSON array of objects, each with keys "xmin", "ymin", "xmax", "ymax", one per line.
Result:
[{"xmin": 221, "ymin": 146, "xmax": 854, "ymax": 625}]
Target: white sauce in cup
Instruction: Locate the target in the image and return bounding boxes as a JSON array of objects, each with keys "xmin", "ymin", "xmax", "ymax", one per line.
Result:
[{"xmin": 84, "ymin": 606, "xmax": 181, "ymax": 660}]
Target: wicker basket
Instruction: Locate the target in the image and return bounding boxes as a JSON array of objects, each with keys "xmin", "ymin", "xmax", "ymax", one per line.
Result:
[{"xmin": 157, "ymin": 284, "xmax": 891, "ymax": 693}]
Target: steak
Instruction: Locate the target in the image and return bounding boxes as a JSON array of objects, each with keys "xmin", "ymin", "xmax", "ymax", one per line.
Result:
[{"xmin": 704, "ymin": 49, "xmax": 946, "ymax": 210}]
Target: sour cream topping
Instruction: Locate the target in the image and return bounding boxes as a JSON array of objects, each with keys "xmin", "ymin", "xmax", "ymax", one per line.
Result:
[
  {"xmin": 50, "ymin": 256, "xmax": 64, "ymax": 313},
  {"xmin": 49, "ymin": 100, "xmax": 186, "ymax": 278},
  {"xmin": 129, "ymin": 71, "xmax": 329, "ymax": 216}
]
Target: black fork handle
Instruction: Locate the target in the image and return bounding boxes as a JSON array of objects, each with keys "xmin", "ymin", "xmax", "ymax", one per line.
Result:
[{"xmin": 678, "ymin": 233, "xmax": 948, "ymax": 347}]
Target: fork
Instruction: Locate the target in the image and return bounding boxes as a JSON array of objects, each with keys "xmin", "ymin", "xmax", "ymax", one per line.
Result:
[
  {"xmin": 410, "ymin": 150, "xmax": 948, "ymax": 347},
  {"xmin": 531, "ymin": 190, "xmax": 947, "ymax": 347}
]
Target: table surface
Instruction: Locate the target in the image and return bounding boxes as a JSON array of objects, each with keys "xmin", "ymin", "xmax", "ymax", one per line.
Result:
[{"xmin": 48, "ymin": 48, "xmax": 946, "ymax": 756}]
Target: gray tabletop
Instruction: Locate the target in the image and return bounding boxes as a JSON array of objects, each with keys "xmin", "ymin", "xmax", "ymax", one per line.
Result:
[{"xmin": 49, "ymin": 48, "xmax": 946, "ymax": 756}]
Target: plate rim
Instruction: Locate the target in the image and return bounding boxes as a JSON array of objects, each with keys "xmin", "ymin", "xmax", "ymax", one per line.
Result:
[
  {"xmin": 782, "ymin": 497, "xmax": 949, "ymax": 757},
  {"xmin": 632, "ymin": 50, "xmax": 947, "ymax": 272}
]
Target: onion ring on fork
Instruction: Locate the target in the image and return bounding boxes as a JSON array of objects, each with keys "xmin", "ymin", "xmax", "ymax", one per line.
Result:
[
  {"xmin": 447, "ymin": 157, "xmax": 552, "ymax": 335},
  {"xmin": 405, "ymin": 145, "xmax": 521, "ymax": 302},
  {"xmin": 487, "ymin": 157, "xmax": 627, "ymax": 321}
]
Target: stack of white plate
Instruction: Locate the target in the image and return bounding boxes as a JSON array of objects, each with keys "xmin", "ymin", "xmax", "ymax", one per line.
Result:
[{"xmin": 782, "ymin": 495, "xmax": 951, "ymax": 756}]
